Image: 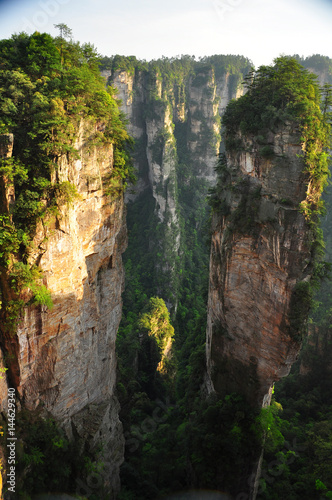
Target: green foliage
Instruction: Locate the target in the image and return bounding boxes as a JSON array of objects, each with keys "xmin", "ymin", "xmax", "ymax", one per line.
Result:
[
  {"xmin": 113, "ymin": 54, "xmax": 332, "ymax": 499},
  {"xmin": 213, "ymin": 57, "xmax": 332, "ymax": 351},
  {"xmin": 138, "ymin": 297, "xmax": 174, "ymax": 351},
  {"xmin": 0, "ymin": 31, "xmax": 133, "ymax": 216},
  {"xmin": 208, "ymin": 154, "xmax": 262, "ymax": 235},
  {"xmin": 107, "ymin": 52, "xmax": 332, "ymax": 500},
  {"xmin": 223, "ymin": 57, "xmax": 331, "ymax": 220},
  {"xmin": 224, "ymin": 57, "xmax": 320, "ymax": 136},
  {"xmin": 0, "ymin": 215, "xmax": 21, "ymax": 266},
  {"xmin": 259, "ymin": 335, "xmax": 332, "ymax": 500},
  {"xmin": 260, "ymin": 145, "xmax": 275, "ymax": 158},
  {"xmin": 100, "ymin": 54, "xmax": 147, "ymax": 75},
  {"xmin": 53, "ymin": 180, "xmax": 81, "ymax": 206},
  {"xmin": 54, "ymin": 23, "xmax": 72, "ymax": 40},
  {"xmin": 13, "ymin": 411, "xmax": 85, "ymax": 496},
  {"xmin": 0, "ymin": 367, "xmax": 8, "ymax": 379},
  {"xmin": 199, "ymin": 54, "xmax": 252, "ymax": 78},
  {"xmin": 255, "ymin": 400, "xmax": 285, "ymax": 453},
  {"xmin": 198, "ymin": 54, "xmax": 252, "ymax": 98},
  {"xmin": 292, "ymin": 54, "xmax": 332, "ymax": 84},
  {"xmin": 208, "ymin": 153, "xmax": 230, "ymax": 214},
  {"xmin": 288, "ymin": 281, "xmax": 314, "ymax": 341},
  {"xmin": 0, "ymin": 157, "xmax": 28, "ymax": 184},
  {"xmin": 116, "ymin": 54, "xmax": 254, "ymax": 499},
  {"xmin": 259, "ymin": 183, "xmax": 332, "ymax": 500},
  {"xmin": 9, "ymin": 262, "xmax": 53, "ymax": 309},
  {"xmin": 149, "ymin": 127, "xmax": 174, "ymax": 165},
  {"xmin": 117, "ymin": 295, "xmax": 175, "ymax": 405},
  {"xmin": 118, "ymin": 393, "xmax": 261, "ymax": 499}
]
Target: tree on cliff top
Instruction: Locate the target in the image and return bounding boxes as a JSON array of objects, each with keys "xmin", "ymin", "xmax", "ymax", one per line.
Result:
[
  {"xmin": 222, "ymin": 56, "xmax": 331, "ymax": 219},
  {"xmin": 0, "ymin": 30, "xmax": 134, "ymax": 229},
  {"xmin": 223, "ymin": 57, "xmax": 324, "ymax": 136}
]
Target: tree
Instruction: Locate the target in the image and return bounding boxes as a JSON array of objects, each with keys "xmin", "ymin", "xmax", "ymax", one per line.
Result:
[
  {"xmin": 138, "ymin": 297, "xmax": 174, "ymax": 353},
  {"xmin": 54, "ymin": 23, "xmax": 72, "ymax": 40},
  {"xmin": 54, "ymin": 23, "xmax": 72, "ymax": 67},
  {"xmin": 136, "ymin": 297, "xmax": 175, "ymax": 389},
  {"xmin": 321, "ymin": 83, "xmax": 332, "ymax": 119}
]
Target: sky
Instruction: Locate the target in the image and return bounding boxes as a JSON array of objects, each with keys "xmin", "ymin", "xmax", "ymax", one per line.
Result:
[{"xmin": 0, "ymin": 0, "xmax": 331, "ymax": 68}]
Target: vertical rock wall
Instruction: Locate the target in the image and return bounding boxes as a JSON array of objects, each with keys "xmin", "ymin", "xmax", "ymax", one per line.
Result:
[
  {"xmin": 205, "ymin": 126, "xmax": 316, "ymax": 407},
  {"xmin": 110, "ymin": 64, "xmax": 243, "ymax": 198},
  {"xmin": 187, "ymin": 67, "xmax": 221, "ymax": 182},
  {"xmin": 107, "ymin": 61, "xmax": 247, "ymax": 306},
  {"xmin": 0, "ymin": 123, "xmax": 126, "ymax": 497}
]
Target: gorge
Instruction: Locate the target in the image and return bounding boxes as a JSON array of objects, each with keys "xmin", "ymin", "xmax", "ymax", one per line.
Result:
[{"xmin": 0, "ymin": 31, "xmax": 332, "ymax": 500}]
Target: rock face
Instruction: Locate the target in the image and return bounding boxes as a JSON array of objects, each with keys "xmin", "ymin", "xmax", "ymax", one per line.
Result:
[
  {"xmin": 0, "ymin": 123, "xmax": 126, "ymax": 497},
  {"xmin": 187, "ymin": 67, "xmax": 221, "ymax": 183},
  {"xmin": 206, "ymin": 125, "xmax": 315, "ymax": 407},
  {"xmin": 110, "ymin": 64, "xmax": 243, "ymax": 199},
  {"xmin": 105, "ymin": 59, "xmax": 250, "ymax": 305}
]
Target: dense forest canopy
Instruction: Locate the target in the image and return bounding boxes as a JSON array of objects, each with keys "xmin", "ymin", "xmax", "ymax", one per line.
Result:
[
  {"xmin": 100, "ymin": 53, "xmax": 252, "ymax": 97},
  {"xmin": 294, "ymin": 54, "xmax": 332, "ymax": 82}
]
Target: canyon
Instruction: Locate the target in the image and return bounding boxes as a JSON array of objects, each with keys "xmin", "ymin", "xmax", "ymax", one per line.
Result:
[
  {"xmin": 0, "ymin": 45, "xmax": 331, "ymax": 500},
  {"xmin": 106, "ymin": 56, "xmax": 251, "ymax": 308}
]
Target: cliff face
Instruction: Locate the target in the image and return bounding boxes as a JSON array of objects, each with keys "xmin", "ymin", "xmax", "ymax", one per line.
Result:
[
  {"xmin": 110, "ymin": 64, "xmax": 243, "ymax": 195},
  {"xmin": 0, "ymin": 123, "xmax": 126, "ymax": 496},
  {"xmin": 206, "ymin": 125, "xmax": 315, "ymax": 407},
  {"xmin": 106, "ymin": 58, "xmax": 250, "ymax": 305}
]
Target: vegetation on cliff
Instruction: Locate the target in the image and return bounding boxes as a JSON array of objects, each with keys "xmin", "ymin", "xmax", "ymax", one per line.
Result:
[
  {"xmin": 259, "ymin": 349, "xmax": 332, "ymax": 499},
  {"xmin": 293, "ymin": 54, "xmax": 332, "ymax": 83},
  {"xmin": 100, "ymin": 53, "xmax": 251, "ymax": 85},
  {"xmin": 223, "ymin": 57, "xmax": 331, "ymax": 217},
  {"xmin": 212, "ymin": 57, "xmax": 332, "ymax": 343},
  {"xmin": 114, "ymin": 54, "xmax": 261, "ymax": 498},
  {"xmin": 0, "ymin": 30, "xmax": 134, "ymax": 497},
  {"xmin": 117, "ymin": 56, "xmax": 332, "ymax": 499},
  {"xmin": 259, "ymin": 179, "xmax": 332, "ymax": 499},
  {"xmin": 108, "ymin": 52, "xmax": 252, "ymax": 310},
  {"xmin": 0, "ymin": 30, "xmax": 134, "ymax": 331},
  {"xmin": 1, "ymin": 40, "xmax": 331, "ymax": 498}
]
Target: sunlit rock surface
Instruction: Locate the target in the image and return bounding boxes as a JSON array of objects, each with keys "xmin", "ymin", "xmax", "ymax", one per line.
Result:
[
  {"xmin": 0, "ymin": 123, "xmax": 126, "ymax": 497},
  {"xmin": 206, "ymin": 125, "xmax": 315, "ymax": 406}
]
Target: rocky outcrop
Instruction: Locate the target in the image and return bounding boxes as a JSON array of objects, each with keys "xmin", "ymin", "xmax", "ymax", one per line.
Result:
[
  {"xmin": 0, "ymin": 123, "xmax": 126, "ymax": 497},
  {"xmin": 206, "ymin": 125, "xmax": 315, "ymax": 407},
  {"xmin": 107, "ymin": 69, "xmax": 148, "ymax": 201}
]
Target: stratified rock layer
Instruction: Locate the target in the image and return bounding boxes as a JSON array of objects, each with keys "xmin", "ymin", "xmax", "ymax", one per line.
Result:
[{"xmin": 206, "ymin": 126, "xmax": 314, "ymax": 406}]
